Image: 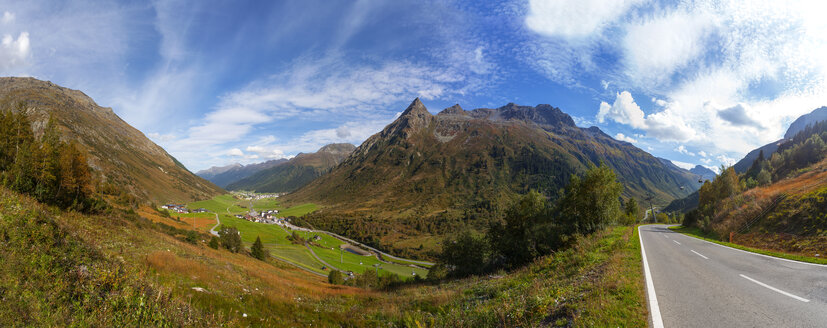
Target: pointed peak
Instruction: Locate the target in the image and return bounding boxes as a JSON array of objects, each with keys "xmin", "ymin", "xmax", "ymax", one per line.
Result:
[{"xmin": 401, "ymin": 98, "xmax": 430, "ymax": 117}]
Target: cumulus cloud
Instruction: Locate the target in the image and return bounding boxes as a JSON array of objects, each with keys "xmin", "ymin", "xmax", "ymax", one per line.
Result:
[
  {"xmin": 598, "ymin": 91, "xmax": 696, "ymax": 141},
  {"xmin": 675, "ymin": 145, "xmax": 695, "ymax": 156},
  {"xmin": 227, "ymin": 148, "xmax": 244, "ymax": 157},
  {"xmin": 597, "ymin": 91, "xmax": 646, "ymax": 129},
  {"xmin": 0, "ymin": 32, "xmax": 29, "ymax": 69},
  {"xmin": 614, "ymin": 133, "xmax": 637, "ymax": 143},
  {"xmin": 525, "ymin": 0, "xmax": 644, "ymax": 39}
]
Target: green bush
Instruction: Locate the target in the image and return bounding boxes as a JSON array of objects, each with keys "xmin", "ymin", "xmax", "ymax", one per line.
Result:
[{"xmin": 328, "ymin": 270, "xmax": 344, "ymax": 285}]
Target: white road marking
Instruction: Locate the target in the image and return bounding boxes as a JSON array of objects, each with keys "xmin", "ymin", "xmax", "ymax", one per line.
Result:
[
  {"xmin": 680, "ymin": 233, "xmax": 827, "ymax": 268},
  {"xmin": 739, "ymin": 274, "xmax": 810, "ymax": 302},
  {"xmin": 664, "ymin": 235, "xmax": 669, "ymax": 239},
  {"xmin": 639, "ymin": 227, "xmax": 665, "ymax": 328},
  {"xmin": 673, "ymin": 240, "xmax": 681, "ymax": 245},
  {"xmin": 691, "ymin": 250, "xmax": 709, "ymax": 260}
]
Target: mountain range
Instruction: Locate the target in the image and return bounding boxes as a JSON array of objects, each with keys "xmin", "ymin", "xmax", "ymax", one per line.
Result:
[
  {"xmin": 197, "ymin": 159, "xmax": 288, "ymax": 188},
  {"xmin": 0, "ymin": 77, "xmax": 223, "ymax": 203},
  {"xmin": 281, "ymin": 99, "xmax": 701, "ymax": 253},
  {"xmin": 733, "ymin": 106, "xmax": 827, "ymax": 173},
  {"xmin": 226, "ymin": 143, "xmax": 356, "ymax": 193}
]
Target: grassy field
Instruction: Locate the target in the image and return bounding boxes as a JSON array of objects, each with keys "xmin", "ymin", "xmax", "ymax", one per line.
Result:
[
  {"xmin": 188, "ymin": 194, "xmax": 430, "ymax": 279},
  {"xmin": 669, "ymin": 226, "xmax": 827, "ymax": 265}
]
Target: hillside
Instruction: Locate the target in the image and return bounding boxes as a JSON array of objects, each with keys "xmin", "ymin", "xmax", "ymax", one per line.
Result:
[
  {"xmin": 286, "ymin": 99, "xmax": 698, "ymax": 254},
  {"xmin": 0, "ymin": 77, "xmax": 223, "ymax": 203},
  {"xmin": 227, "ymin": 143, "xmax": 355, "ymax": 193},
  {"xmin": 681, "ymin": 119, "xmax": 827, "ymax": 258},
  {"xmin": 197, "ymin": 159, "xmax": 288, "ymax": 188}
]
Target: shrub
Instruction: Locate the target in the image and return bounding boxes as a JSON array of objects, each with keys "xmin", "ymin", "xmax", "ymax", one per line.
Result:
[
  {"xmin": 208, "ymin": 236, "xmax": 219, "ymax": 249},
  {"xmin": 218, "ymin": 226, "xmax": 242, "ymax": 253},
  {"xmin": 328, "ymin": 270, "xmax": 344, "ymax": 285}
]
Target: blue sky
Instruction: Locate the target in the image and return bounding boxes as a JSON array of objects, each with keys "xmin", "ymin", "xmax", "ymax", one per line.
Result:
[{"xmin": 1, "ymin": 0, "xmax": 826, "ymax": 172}]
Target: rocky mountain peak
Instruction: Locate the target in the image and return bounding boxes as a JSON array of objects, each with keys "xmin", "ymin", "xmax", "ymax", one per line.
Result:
[
  {"xmin": 438, "ymin": 104, "xmax": 465, "ymax": 116},
  {"xmin": 318, "ymin": 143, "xmax": 357, "ymax": 155},
  {"xmin": 380, "ymin": 98, "xmax": 434, "ymax": 139}
]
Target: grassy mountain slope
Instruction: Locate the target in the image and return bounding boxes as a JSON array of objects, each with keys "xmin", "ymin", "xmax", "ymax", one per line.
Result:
[
  {"xmin": 0, "ymin": 183, "xmax": 645, "ymax": 326},
  {"xmin": 286, "ymin": 99, "xmax": 698, "ymax": 255},
  {"xmin": 227, "ymin": 143, "xmax": 355, "ymax": 193},
  {"xmin": 198, "ymin": 159, "xmax": 288, "ymax": 188},
  {"xmin": 682, "ymin": 120, "xmax": 827, "ymax": 258},
  {"xmin": 0, "ymin": 77, "xmax": 223, "ymax": 203}
]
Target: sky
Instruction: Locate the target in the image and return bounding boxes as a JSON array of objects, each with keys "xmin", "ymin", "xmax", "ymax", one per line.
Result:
[{"xmin": 1, "ymin": 0, "xmax": 826, "ymax": 172}]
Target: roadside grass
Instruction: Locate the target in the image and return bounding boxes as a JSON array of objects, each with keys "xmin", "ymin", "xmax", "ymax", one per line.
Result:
[
  {"xmin": 386, "ymin": 226, "xmax": 646, "ymax": 327},
  {"xmin": 669, "ymin": 226, "xmax": 827, "ymax": 265}
]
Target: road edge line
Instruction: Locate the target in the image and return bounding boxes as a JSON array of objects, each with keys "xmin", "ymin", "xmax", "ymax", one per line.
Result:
[
  {"xmin": 739, "ymin": 274, "xmax": 810, "ymax": 302},
  {"xmin": 675, "ymin": 230, "xmax": 827, "ymax": 268},
  {"xmin": 639, "ymin": 226, "xmax": 665, "ymax": 328}
]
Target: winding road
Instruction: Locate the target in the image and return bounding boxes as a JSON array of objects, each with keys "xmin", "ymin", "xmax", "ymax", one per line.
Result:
[{"xmin": 640, "ymin": 224, "xmax": 827, "ymax": 327}]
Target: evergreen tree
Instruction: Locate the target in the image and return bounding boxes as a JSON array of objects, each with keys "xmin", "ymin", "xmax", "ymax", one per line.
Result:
[
  {"xmin": 208, "ymin": 236, "xmax": 220, "ymax": 249},
  {"xmin": 251, "ymin": 236, "xmax": 268, "ymax": 260}
]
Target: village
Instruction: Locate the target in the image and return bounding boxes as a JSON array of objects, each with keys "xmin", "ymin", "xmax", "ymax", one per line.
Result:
[{"xmin": 160, "ymin": 203, "xmax": 208, "ymax": 214}]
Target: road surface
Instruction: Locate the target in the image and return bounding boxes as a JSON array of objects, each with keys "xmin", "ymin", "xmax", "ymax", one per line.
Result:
[{"xmin": 639, "ymin": 224, "xmax": 827, "ymax": 327}]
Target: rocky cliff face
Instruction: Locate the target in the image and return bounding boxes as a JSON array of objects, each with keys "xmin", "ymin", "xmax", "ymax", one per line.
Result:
[{"xmin": 0, "ymin": 77, "xmax": 223, "ymax": 203}]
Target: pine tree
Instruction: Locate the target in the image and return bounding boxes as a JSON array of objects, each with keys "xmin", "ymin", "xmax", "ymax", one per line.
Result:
[{"xmin": 251, "ymin": 236, "xmax": 268, "ymax": 260}]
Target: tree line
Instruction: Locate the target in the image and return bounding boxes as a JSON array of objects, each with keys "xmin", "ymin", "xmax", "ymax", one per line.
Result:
[
  {"xmin": 434, "ymin": 163, "xmax": 632, "ymax": 278},
  {"xmin": 0, "ymin": 107, "xmax": 100, "ymax": 212}
]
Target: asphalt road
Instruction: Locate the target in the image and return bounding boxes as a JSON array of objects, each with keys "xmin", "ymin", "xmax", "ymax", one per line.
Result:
[{"xmin": 639, "ymin": 224, "xmax": 827, "ymax": 328}]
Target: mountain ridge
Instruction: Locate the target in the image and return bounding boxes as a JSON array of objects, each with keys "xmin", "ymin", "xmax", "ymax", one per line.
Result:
[
  {"xmin": 0, "ymin": 77, "xmax": 223, "ymax": 203},
  {"xmin": 227, "ymin": 143, "xmax": 356, "ymax": 193}
]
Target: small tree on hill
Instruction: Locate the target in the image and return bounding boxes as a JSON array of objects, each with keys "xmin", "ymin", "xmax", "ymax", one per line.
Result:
[
  {"xmin": 208, "ymin": 236, "xmax": 220, "ymax": 249},
  {"xmin": 328, "ymin": 270, "xmax": 344, "ymax": 285},
  {"xmin": 251, "ymin": 236, "xmax": 268, "ymax": 260},
  {"xmin": 218, "ymin": 226, "xmax": 242, "ymax": 253}
]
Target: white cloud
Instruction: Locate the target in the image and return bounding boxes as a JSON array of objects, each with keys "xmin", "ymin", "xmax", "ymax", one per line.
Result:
[
  {"xmin": 614, "ymin": 133, "xmax": 637, "ymax": 143},
  {"xmin": 670, "ymin": 160, "xmax": 695, "ymax": 170},
  {"xmin": 0, "ymin": 32, "xmax": 29, "ymax": 69},
  {"xmin": 675, "ymin": 145, "xmax": 694, "ymax": 156},
  {"xmin": 623, "ymin": 10, "xmax": 715, "ymax": 86},
  {"xmin": 2, "ymin": 11, "xmax": 14, "ymax": 24},
  {"xmin": 597, "ymin": 91, "xmax": 646, "ymax": 129},
  {"xmin": 598, "ymin": 91, "xmax": 695, "ymax": 141},
  {"xmin": 698, "ymin": 150, "xmax": 708, "ymax": 158},
  {"xmin": 227, "ymin": 148, "xmax": 244, "ymax": 157},
  {"xmin": 525, "ymin": 0, "xmax": 644, "ymax": 39}
]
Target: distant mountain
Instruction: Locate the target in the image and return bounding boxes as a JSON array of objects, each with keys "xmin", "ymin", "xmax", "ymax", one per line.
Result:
[
  {"xmin": 197, "ymin": 159, "xmax": 288, "ymax": 188},
  {"xmin": 0, "ymin": 77, "xmax": 223, "ymax": 203},
  {"xmin": 197, "ymin": 163, "xmax": 242, "ymax": 180},
  {"xmin": 784, "ymin": 106, "xmax": 827, "ymax": 139},
  {"xmin": 733, "ymin": 140, "xmax": 782, "ymax": 173},
  {"xmin": 227, "ymin": 143, "xmax": 355, "ymax": 193},
  {"xmin": 734, "ymin": 106, "xmax": 827, "ymax": 173},
  {"xmin": 285, "ymin": 99, "xmax": 700, "ymax": 253},
  {"xmin": 690, "ymin": 165, "xmax": 716, "ymax": 182}
]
